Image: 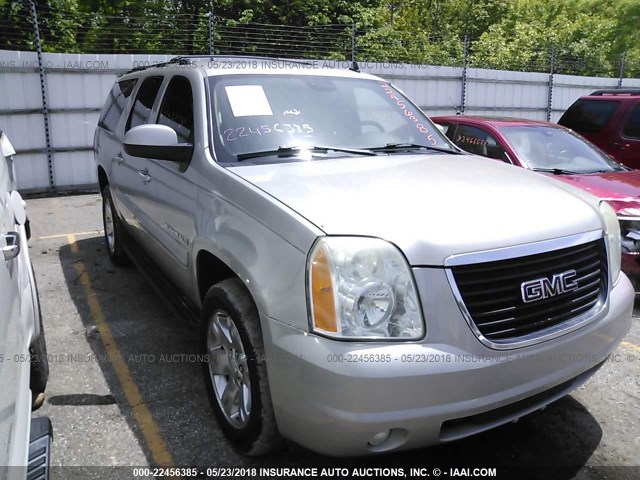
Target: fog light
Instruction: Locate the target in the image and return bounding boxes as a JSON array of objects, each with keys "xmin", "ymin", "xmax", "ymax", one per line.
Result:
[{"xmin": 368, "ymin": 430, "xmax": 390, "ymax": 446}]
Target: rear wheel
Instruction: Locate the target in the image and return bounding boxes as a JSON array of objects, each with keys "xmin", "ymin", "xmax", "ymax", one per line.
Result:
[
  {"xmin": 101, "ymin": 185, "xmax": 129, "ymax": 265},
  {"xmin": 201, "ymin": 278, "xmax": 282, "ymax": 455}
]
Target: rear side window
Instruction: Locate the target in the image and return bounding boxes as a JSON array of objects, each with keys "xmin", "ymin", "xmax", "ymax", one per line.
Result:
[
  {"xmin": 157, "ymin": 76, "xmax": 194, "ymax": 144},
  {"xmin": 558, "ymin": 99, "xmax": 619, "ymax": 134},
  {"xmin": 450, "ymin": 124, "xmax": 509, "ymax": 161},
  {"xmin": 98, "ymin": 79, "xmax": 137, "ymax": 133},
  {"xmin": 623, "ymin": 104, "xmax": 640, "ymax": 139},
  {"xmin": 126, "ymin": 76, "xmax": 163, "ymax": 132}
]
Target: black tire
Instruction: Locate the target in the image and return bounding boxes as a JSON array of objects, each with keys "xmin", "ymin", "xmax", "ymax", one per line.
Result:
[
  {"xmin": 101, "ymin": 185, "xmax": 130, "ymax": 266},
  {"xmin": 201, "ymin": 278, "xmax": 283, "ymax": 455},
  {"xmin": 29, "ymin": 264, "xmax": 48, "ymax": 396}
]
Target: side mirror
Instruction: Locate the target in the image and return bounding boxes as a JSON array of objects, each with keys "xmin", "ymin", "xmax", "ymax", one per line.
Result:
[{"xmin": 123, "ymin": 124, "xmax": 193, "ymax": 163}]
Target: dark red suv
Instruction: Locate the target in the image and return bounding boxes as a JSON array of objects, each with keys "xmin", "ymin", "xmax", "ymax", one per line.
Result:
[{"xmin": 559, "ymin": 89, "xmax": 640, "ymax": 169}]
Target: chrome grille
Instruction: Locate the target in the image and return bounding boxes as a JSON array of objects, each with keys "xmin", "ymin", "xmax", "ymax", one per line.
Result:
[{"xmin": 450, "ymin": 239, "xmax": 608, "ymax": 342}]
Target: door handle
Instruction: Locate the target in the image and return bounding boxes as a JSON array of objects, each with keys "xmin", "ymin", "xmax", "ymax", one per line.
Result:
[
  {"xmin": 138, "ymin": 169, "xmax": 152, "ymax": 184},
  {"xmin": 113, "ymin": 154, "xmax": 125, "ymax": 165},
  {"xmin": 613, "ymin": 142, "xmax": 631, "ymax": 150},
  {"xmin": 1, "ymin": 231, "xmax": 20, "ymax": 261}
]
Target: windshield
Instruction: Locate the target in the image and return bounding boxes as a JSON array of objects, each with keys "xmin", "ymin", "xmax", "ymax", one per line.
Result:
[
  {"xmin": 208, "ymin": 74, "xmax": 455, "ymax": 163},
  {"xmin": 498, "ymin": 125, "xmax": 625, "ymax": 173}
]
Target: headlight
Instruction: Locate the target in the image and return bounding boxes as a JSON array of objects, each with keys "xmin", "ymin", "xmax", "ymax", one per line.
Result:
[
  {"xmin": 599, "ymin": 201, "xmax": 621, "ymax": 285},
  {"xmin": 307, "ymin": 237, "xmax": 424, "ymax": 340},
  {"xmin": 619, "ymin": 218, "xmax": 640, "ymax": 253}
]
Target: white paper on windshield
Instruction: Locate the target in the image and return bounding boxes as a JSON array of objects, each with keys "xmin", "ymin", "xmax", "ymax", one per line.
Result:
[{"xmin": 225, "ymin": 85, "xmax": 273, "ymax": 117}]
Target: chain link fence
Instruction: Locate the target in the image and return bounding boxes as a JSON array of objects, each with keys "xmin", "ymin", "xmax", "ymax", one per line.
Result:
[
  {"xmin": 0, "ymin": 2, "xmax": 637, "ymax": 79},
  {"xmin": 1, "ymin": 1, "xmax": 639, "ymax": 193}
]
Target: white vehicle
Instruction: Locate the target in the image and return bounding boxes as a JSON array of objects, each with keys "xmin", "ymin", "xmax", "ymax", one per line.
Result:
[{"xmin": 0, "ymin": 131, "xmax": 51, "ymax": 479}]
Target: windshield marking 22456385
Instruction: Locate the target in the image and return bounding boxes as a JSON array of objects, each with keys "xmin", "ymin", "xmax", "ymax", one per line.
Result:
[{"xmin": 380, "ymin": 82, "xmax": 438, "ymax": 146}]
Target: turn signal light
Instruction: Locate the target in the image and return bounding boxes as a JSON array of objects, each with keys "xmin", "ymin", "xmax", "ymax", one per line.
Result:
[{"xmin": 310, "ymin": 245, "xmax": 338, "ymax": 333}]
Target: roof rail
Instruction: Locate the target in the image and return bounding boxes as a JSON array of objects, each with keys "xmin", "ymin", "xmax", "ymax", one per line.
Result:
[
  {"xmin": 124, "ymin": 56, "xmax": 186, "ymax": 74},
  {"xmin": 172, "ymin": 54, "xmax": 315, "ymax": 66},
  {"xmin": 123, "ymin": 55, "xmax": 334, "ymax": 75},
  {"xmin": 590, "ymin": 88, "xmax": 640, "ymax": 96}
]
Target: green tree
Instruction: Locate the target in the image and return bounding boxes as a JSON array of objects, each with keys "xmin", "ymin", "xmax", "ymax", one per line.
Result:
[
  {"xmin": 469, "ymin": 0, "xmax": 619, "ymax": 75},
  {"xmin": 0, "ymin": 0, "xmax": 80, "ymax": 52},
  {"xmin": 586, "ymin": 0, "xmax": 640, "ymax": 76},
  {"xmin": 1, "ymin": 0, "xmax": 638, "ymax": 77},
  {"xmin": 355, "ymin": 0, "xmax": 508, "ymax": 65}
]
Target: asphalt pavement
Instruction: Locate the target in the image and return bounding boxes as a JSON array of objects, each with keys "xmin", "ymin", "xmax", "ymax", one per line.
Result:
[{"xmin": 27, "ymin": 194, "xmax": 640, "ymax": 480}]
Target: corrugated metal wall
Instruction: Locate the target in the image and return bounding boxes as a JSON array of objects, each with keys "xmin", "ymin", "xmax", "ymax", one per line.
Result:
[
  {"xmin": 0, "ymin": 51, "xmax": 172, "ymax": 192},
  {"xmin": 1, "ymin": 50, "xmax": 639, "ymax": 193}
]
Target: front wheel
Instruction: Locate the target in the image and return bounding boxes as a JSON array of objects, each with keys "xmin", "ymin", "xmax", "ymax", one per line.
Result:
[
  {"xmin": 29, "ymin": 263, "xmax": 48, "ymax": 410},
  {"xmin": 29, "ymin": 298, "xmax": 48, "ymax": 399},
  {"xmin": 201, "ymin": 278, "xmax": 282, "ymax": 455},
  {"xmin": 101, "ymin": 185, "xmax": 129, "ymax": 265}
]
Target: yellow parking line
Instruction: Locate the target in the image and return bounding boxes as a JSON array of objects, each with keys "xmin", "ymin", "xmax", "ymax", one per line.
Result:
[
  {"xmin": 67, "ymin": 234, "xmax": 175, "ymax": 467},
  {"xmin": 38, "ymin": 230, "xmax": 103, "ymax": 240},
  {"xmin": 621, "ymin": 341, "xmax": 640, "ymax": 354}
]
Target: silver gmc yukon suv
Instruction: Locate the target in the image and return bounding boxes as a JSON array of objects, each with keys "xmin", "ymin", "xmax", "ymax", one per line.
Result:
[{"xmin": 93, "ymin": 56, "xmax": 633, "ymax": 457}]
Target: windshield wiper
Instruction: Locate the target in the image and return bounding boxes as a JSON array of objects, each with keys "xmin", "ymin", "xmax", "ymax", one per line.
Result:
[
  {"xmin": 531, "ymin": 167, "xmax": 581, "ymax": 175},
  {"xmin": 582, "ymin": 169, "xmax": 622, "ymax": 174},
  {"xmin": 236, "ymin": 145, "xmax": 378, "ymax": 162},
  {"xmin": 366, "ymin": 143, "xmax": 462, "ymax": 155}
]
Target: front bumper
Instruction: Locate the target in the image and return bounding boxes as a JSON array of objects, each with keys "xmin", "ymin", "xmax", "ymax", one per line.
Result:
[{"xmin": 262, "ymin": 269, "xmax": 634, "ymax": 457}]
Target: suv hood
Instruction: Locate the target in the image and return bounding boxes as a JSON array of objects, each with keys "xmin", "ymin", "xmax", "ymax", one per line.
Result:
[{"xmin": 230, "ymin": 154, "xmax": 603, "ymax": 265}]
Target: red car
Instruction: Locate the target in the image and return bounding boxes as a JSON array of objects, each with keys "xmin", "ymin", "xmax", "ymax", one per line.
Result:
[
  {"xmin": 558, "ymin": 89, "xmax": 640, "ymax": 169},
  {"xmin": 432, "ymin": 115, "xmax": 640, "ymax": 289}
]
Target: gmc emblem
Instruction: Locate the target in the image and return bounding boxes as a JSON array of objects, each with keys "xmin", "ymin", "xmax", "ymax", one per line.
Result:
[{"xmin": 520, "ymin": 270, "xmax": 578, "ymax": 304}]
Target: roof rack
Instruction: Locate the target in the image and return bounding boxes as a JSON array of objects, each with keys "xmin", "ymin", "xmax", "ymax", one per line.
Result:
[
  {"xmin": 123, "ymin": 54, "xmax": 357, "ymax": 75},
  {"xmin": 125, "ymin": 56, "xmax": 186, "ymax": 74},
  {"xmin": 170, "ymin": 54, "xmax": 315, "ymax": 67},
  {"xmin": 173, "ymin": 55, "xmax": 361, "ymax": 72},
  {"xmin": 590, "ymin": 88, "xmax": 640, "ymax": 96}
]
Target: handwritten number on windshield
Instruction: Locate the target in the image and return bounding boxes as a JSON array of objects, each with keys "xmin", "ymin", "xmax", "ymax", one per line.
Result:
[
  {"xmin": 380, "ymin": 83, "xmax": 437, "ymax": 146},
  {"xmin": 224, "ymin": 123, "xmax": 314, "ymax": 142}
]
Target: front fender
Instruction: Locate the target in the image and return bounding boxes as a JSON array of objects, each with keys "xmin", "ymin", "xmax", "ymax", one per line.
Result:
[{"xmin": 190, "ymin": 206, "xmax": 311, "ymax": 332}]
